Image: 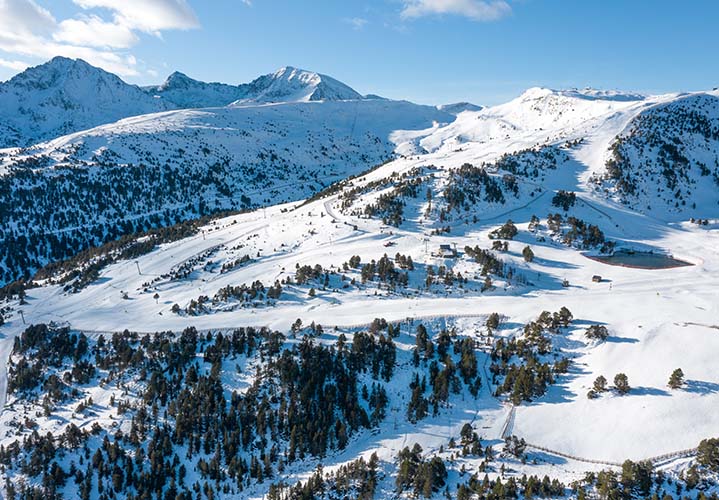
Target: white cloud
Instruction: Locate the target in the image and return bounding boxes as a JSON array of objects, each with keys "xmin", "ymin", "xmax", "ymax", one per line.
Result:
[
  {"xmin": 0, "ymin": 30, "xmax": 141, "ymax": 75},
  {"xmin": 344, "ymin": 17, "xmax": 368, "ymax": 30},
  {"xmin": 0, "ymin": 0, "xmax": 56, "ymax": 36},
  {"xmin": 400, "ymin": 0, "xmax": 511, "ymax": 21},
  {"xmin": 73, "ymin": 0, "xmax": 200, "ymax": 34},
  {"xmin": 54, "ymin": 15, "xmax": 138, "ymax": 48},
  {"xmin": 0, "ymin": 57, "xmax": 29, "ymax": 71},
  {"xmin": 0, "ymin": 0, "xmax": 200, "ymax": 78}
]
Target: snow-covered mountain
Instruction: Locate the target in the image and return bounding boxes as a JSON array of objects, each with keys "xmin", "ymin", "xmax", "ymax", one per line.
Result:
[
  {"xmin": 2, "ymin": 87, "xmax": 719, "ymax": 497},
  {"xmin": 0, "ymin": 57, "xmax": 172, "ymax": 148},
  {"xmin": 144, "ymin": 71, "xmax": 249, "ymax": 108},
  {"xmin": 0, "ymin": 59, "xmax": 369, "ymax": 148},
  {"xmin": 3, "ymin": 79, "xmax": 719, "ymax": 286},
  {"xmin": 236, "ymin": 65, "xmax": 364, "ymax": 103},
  {"xmin": 437, "ymin": 101, "xmax": 484, "ymax": 114},
  {"xmin": 144, "ymin": 66, "xmax": 364, "ymax": 108}
]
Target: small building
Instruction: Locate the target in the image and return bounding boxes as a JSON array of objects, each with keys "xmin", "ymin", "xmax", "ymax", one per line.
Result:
[
  {"xmin": 592, "ymin": 275, "xmax": 602, "ymax": 283},
  {"xmin": 436, "ymin": 244, "xmax": 457, "ymax": 258}
]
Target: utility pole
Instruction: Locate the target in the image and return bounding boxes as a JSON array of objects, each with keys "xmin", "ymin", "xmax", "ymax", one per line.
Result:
[
  {"xmin": 19, "ymin": 310, "xmax": 26, "ymax": 325},
  {"xmin": 135, "ymin": 261, "xmax": 141, "ymax": 275}
]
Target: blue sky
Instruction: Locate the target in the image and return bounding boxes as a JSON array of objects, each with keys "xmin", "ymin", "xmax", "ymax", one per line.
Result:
[{"xmin": 1, "ymin": 0, "xmax": 718, "ymax": 105}]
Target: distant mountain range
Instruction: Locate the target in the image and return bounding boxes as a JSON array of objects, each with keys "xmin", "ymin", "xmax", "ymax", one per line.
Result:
[
  {"xmin": 144, "ymin": 65, "xmax": 365, "ymax": 109},
  {"xmin": 0, "ymin": 58, "xmax": 400, "ymax": 148}
]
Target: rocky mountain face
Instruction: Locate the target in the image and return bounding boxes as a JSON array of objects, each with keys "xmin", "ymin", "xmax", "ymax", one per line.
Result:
[{"xmin": 0, "ymin": 57, "xmax": 172, "ymax": 148}]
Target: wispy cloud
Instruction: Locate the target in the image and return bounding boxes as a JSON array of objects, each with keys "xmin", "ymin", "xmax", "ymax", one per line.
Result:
[
  {"xmin": 0, "ymin": 57, "xmax": 29, "ymax": 71},
  {"xmin": 73, "ymin": 0, "xmax": 200, "ymax": 35},
  {"xmin": 0, "ymin": 0, "xmax": 200, "ymax": 77},
  {"xmin": 400, "ymin": 0, "xmax": 511, "ymax": 21},
  {"xmin": 344, "ymin": 17, "xmax": 369, "ymax": 30},
  {"xmin": 54, "ymin": 15, "xmax": 138, "ymax": 49}
]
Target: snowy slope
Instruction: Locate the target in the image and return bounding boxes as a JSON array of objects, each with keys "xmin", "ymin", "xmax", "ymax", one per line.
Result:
[
  {"xmin": 0, "ymin": 99, "xmax": 453, "ymax": 284},
  {"xmin": 2, "ymin": 145, "xmax": 718, "ymax": 491},
  {"xmin": 590, "ymin": 92, "xmax": 719, "ymax": 219}
]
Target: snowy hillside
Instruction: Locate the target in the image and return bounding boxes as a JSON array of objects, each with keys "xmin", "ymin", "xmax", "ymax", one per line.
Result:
[
  {"xmin": 0, "ymin": 99, "xmax": 452, "ymax": 284},
  {"xmin": 591, "ymin": 92, "xmax": 719, "ymax": 218},
  {"xmin": 1, "ymin": 143, "xmax": 719, "ymax": 497}
]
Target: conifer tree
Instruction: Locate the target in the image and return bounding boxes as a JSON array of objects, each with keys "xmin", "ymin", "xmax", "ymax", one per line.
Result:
[
  {"xmin": 614, "ymin": 373, "xmax": 630, "ymax": 394},
  {"xmin": 668, "ymin": 368, "xmax": 685, "ymax": 389}
]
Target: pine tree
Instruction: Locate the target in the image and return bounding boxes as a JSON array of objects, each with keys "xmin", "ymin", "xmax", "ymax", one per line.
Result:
[
  {"xmin": 585, "ymin": 324, "xmax": 609, "ymax": 340},
  {"xmin": 522, "ymin": 246, "xmax": 534, "ymax": 262},
  {"xmin": 593, "ymin": 375, "xmax": 607, "ymax": 392},
  {"xmin": 668, "ymin": 368, "xmax": 684, "ymax": 389},
  {"xmin": 486, "ymin": 312, "xmax": 500, "ymax": 331},
  {"xmin": 614, "ymin": 373, "xmax": 630, "ymax": 394},
  {"xmin": 697, "ymin": 438, "xmax": 719, "ymax": 472}
]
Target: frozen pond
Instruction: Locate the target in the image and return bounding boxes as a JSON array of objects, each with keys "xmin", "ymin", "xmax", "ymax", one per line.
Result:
[{"xmin": 588, "ymin": 250, "xmax": 693, "ymax": 269}]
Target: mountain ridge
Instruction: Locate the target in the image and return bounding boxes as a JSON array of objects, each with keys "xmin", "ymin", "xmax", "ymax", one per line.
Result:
[{"xmin": 0, "ymin": 58, "xmax": 370, "ymax": 147}]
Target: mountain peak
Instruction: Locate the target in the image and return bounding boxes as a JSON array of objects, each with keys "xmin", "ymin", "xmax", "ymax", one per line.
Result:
[
  {"xmin": 158, "ymin": 71, "xmax": 198, "ymax": 91},
  {"xmin": 517, "ymin": 87, "xmax": 555, "ymax": 101},
  {"xmin": 47, "ymin": 55, "xmax": 79, "ymax": 66},
  {"xmin": 167, "ymin": 70, "xmax": 191, "ymax": 80},
  {"xmin": 437, "ymin": 102, "xmax": 484, "ymax": 114},
  {"xmin": 0, "ymin": 56, "xmax": 170, "ymax": 147},
  {"xmin": 241, "ymin": 66, "xmax": 362, "ymax": 103},
  {"xmin": 6, "ymin": 57, "xmax": 104, "ymax": 89},
  {"xmin": 43, "ymin": 56, "xmax": 91, "ymax": 70}
]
